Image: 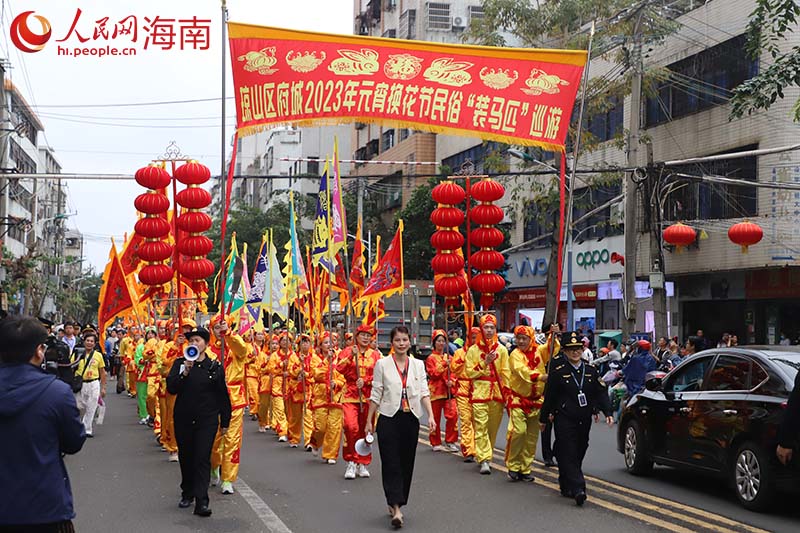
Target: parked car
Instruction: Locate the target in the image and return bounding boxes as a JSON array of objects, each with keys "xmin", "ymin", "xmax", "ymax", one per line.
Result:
[{"xmin": 617, "ymin": 346, "xmax": 800, "ymax": 511}]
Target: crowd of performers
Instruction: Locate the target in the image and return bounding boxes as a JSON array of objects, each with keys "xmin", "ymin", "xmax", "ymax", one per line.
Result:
[{"xmin": 118, "ymin": 311, "xmax": 574, "ymax": 493}]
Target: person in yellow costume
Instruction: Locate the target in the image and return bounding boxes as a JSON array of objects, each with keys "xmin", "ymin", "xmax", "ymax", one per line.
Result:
[
  {"xmin": 242, "ymin": 329, "xmax": 261, "ymax": 421},
  {"xmin": 465, "ymin": 314, "xmax": 509, "ymax": 475},
  {"xmin": 285, "ymin": 337, "xmax": 306, "ymax": 448},
  {"xmin": 207, "ymin": 314, "xmax": 249, "ymax": 495},
  {"xmin": 266, "ymin": 332, "xmax": 292, "ymax": 441},
  {"xmin": 505, "ymin": 324, "xmax": 559, "ymax": 482},
  {"xmin": 297, "ymin": 334, "xmax": 316, "ymax": 450},
  {"xmin": 159, "ymin": 319, "xmax": 194, "ymax": 462},
  {"xmin": 450, "ymin": 326, "xmax": 479, "ymax": 462},
  {"xmin": 255, "ymin": 331, "xmax": 273, "ymax": 432},
  {"xmin": 122, "ymin": 327, "xmax": 140, "ymax": 397},
  {"xmin": 144, "ymin": 327, "xmax": 164, "ymax": 439},
  {"xmin": 311, "ymin": 332, "xmax": 345, "ymax": 464}
]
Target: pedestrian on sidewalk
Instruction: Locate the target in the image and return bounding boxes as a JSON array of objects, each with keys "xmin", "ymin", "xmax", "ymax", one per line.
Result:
[
  {"xmin": 73, "ymin": 331, "xmax": 107, "ymax": 437},
  {"xmin": 0, "ymin": 315, "xmax": 86, "ymax": 532},
  {"xmin": 366, "ymin": 326, "xmax": 435, "ymax": 529},
  {"xmin": 167, "ymin": 327, "xmax": 231, "ymax": 518}
]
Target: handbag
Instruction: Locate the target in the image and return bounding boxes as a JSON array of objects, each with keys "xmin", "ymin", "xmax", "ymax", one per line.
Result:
[{"xmin": 71, "ymin": 352, "xmax": 94, "ymax": 393}]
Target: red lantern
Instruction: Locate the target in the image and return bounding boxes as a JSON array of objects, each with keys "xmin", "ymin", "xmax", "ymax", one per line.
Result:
[
  {"xmin": 431, "ymin": 181, "xmax": 466, "ymax": 205},
  {"xmin": 470, "ymin": 204, "xmax": 504, "ymax": 225},
  {"xmin": 138, "ymin": 240, "xmax": 173, "ymax": 262},
  {"xmin": 430, "ymin": 207, "xmax": 465, "ymax": 228},
  {"xmin": 430, "ymin": 230, "xmax": 465, "ymax": 250},
  {"xmin": 431, "ymin": 252, "xmax": 464, "ymax": 275},
  {"xmin": 434, "ymin": 275, "xmax": 468, "ymax": 298},
  {"xmin": 134, "ymin": 192, "xmax": 170, "ymax": 214},
  {"xmin": 138, "ymin": 263, "xmax": 174, "ymax": 286},
  {"xmin": 728, "ymin": 221, "xmax": 763, "ymax": 253},
  {"xmin": 174, "ymin": 161, "xmax": 211, "ymax": 185},
  {"xmin": 177, "ymin": 211, "xmax": 212, "ymax": 233},
  {"xmin": 470, "ymin": 178, "xmax": 505, "ymax": 203},
  {"xmin": 470, "ymin": 272, "xmax": 505, "ymax": 308},
  {"xmin": 663, "ymin": 222, "xmax": 696, "ymax": 252},
  {"xmin": 177, "ymin": 235, "xmax": 214, "ymax": 257},
  {"xmin": 135, "ymin": 165, "xmax": 171, "ymax": 190},
  {"xmin": 176, "ymin": 187, "xmax": 212, "ymax": 209},
  {"xmin": 134, "ymin": 217, "xmax": 171, "ymax": 239},
  {"xmin": 471, "ymin": 250, "xmax": 505, "ymax": 271},
  {"xmin": 178, "ymin": 258, "xmax": 216, "ymax": 280},
  {"xmin": 471, "ymin": 227, "xmax": 504, "ymax": 248}
]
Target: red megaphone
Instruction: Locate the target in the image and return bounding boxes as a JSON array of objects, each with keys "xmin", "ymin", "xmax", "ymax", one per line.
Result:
[{"xmin": 610, "ymin": 252, "xmax": 625, "ymax": 266}]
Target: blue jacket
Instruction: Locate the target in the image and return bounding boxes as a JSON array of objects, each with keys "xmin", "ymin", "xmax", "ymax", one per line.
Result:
[
  {"xmin": 622, "ymin": 349, "xmax": 658, "ymax": 397},
  {"xmin": 0, "ymin": 363, "xmax": 86, "ymax": 525}
]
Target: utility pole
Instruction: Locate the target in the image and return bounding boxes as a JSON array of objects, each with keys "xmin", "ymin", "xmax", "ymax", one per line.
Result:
[
  {"xmin": 623, "ymin": 21, "xmax": 643, "ymax": 340},
  {"xmin": 0, "ymin": 62, "xmax": 9, "ymax": 250},
  {"xmin": 645, "ymin": 142, "xmax": 668, "ymax": 340},
  {"xmin": 356, "ymin": 176, "xmax": 364, "ymax": 226}
]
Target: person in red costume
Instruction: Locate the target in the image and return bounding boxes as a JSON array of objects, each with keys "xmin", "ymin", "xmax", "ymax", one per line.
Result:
[
  {"xmin": 425, "ymin": 329, "xmax": 459, "ymax": 452},
  {"xmin": 337, "ymin": 324, "xmax": 381, "ymax": 480}
]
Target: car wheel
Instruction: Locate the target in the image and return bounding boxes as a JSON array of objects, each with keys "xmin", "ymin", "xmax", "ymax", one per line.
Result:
[
  {"xmin": 623, "ymin": 420, "xmax": 653, "ymax": 475},
  {"xmin": 733, "ymin": 441, "xmax": 775, "ymax": 512}
]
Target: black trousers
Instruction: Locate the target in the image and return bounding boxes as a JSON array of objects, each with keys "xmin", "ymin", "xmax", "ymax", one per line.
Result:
[
  {"xmin": 554, "ymin": 416, "xmax": 591, "ymax": 494},
  {"xmin": 541, "ymin": 420, "xmax": 554, "ymax": 462},
  {"xmin": 174, "ymin": 418, "xmax": 219, "ymax": 506},
  {"xmin": 376, "ymin": 411, "xmax": 419, "ymax": 507}
]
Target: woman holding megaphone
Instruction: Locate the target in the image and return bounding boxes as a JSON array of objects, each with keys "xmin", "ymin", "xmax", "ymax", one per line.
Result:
[{"xmin": 365, "ymin": 326, "xmax": 435, "ymax": 529}]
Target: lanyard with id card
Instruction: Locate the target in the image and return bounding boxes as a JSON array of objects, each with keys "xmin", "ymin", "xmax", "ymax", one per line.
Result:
[
  {"xmin": 393, "ymin": 358, "xmax": 410, "ymax": 412},
  {"xmin": 571, "ymin": 363, "xmax": 588, "ymax": 407}
]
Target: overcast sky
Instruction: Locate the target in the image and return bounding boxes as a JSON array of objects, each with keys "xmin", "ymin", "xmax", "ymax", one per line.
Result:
[{"xmin": 3, "ymin": 0, "xmax": 351, "ymax": 270}]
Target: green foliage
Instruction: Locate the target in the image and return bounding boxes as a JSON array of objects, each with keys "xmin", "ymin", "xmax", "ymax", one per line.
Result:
[
  {"xmin": 731, "ymin": 0, "xmax": 800, "ymax": 121},
  {"xmin": 395, "ymin": 178, "xmax": 439, "ymax": 280}
]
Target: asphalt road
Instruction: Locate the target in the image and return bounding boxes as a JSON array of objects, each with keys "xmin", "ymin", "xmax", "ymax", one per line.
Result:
[{"xmin": 66, "ymin": 391, "xmax": 798, "ymax": 533}]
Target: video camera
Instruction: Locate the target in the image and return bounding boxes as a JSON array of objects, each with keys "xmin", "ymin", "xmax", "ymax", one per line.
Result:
[{"xmin": 42, "ymin": 335, "xmax": 79, "ymax": 385}]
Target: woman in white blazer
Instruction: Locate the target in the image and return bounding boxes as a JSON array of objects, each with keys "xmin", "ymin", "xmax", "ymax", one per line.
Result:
[{"xmin": 365, "ymin": 326, "xmax": 435, "ymax": 529}]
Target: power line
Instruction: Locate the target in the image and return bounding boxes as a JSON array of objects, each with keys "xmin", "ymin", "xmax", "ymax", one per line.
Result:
[{"xmin": 29, "ymin": 96, "xmax": 235, "ymax": 109}]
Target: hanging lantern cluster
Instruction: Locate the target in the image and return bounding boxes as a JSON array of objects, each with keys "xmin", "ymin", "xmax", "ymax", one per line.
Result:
[
  {"xmin": 134, "ymin": 165, "xmax": 173, "ymax": 286},
  {"xmin": 430, "ymin": 181, "xmax": 467, "ymax": 307},
  {"xmin": 728, "ymin": 220, "xmax": 763, "ymax": 253},
  {"xmin": 663, "ymin": 222, "xmax": 696, "ymax": 253},
  {"xmin": 174, "ymin": 161, "xmax": 214, "ymax": 291},
  {"xmin": 469, "ymin": 177, "xmax": 506, "ymax": 309}
]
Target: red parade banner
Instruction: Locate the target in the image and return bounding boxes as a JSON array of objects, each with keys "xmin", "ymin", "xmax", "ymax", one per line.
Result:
[{"xmin": 228, "ymin": 24, "xmax": 587, "ymax": 151}]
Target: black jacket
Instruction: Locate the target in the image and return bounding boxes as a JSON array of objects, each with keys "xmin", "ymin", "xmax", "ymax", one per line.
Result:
[
  {"xmin": 540, "ymin": 357, "xmax": 612, "ymax": 423},
  {"xmin": 167, "ymin": 355, "xmax": 232, "ymax": 428},
  {"xmin": 777, "ymin": 371, "xmax": 800, "ymax": 448}
]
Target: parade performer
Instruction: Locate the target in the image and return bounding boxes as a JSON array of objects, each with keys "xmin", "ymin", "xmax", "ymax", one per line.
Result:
[
  {"xmin": 298, "ymin": 334, "xmax": 316, "ymax": 450},
  {"xmin": 337, "ymin": 324, "xmax": 381, "ymax": 480},
  {"xmin": 255, "ymin": 331, "xmax": 273, "ymax": 432},
  {"xmin": 426, "ymin": 329, "xmax": 459, "ymax": 452},
  {"xmin": 143, "ymin": 328, "xmax": 163, "ymax": 437},
  {"xmin": 285, "ymin": 337, "xmax": 305, "ymax": 448},
  {"xmin": 167, "ymin": 327, "xmax": 231, "ymax": 517},
  {"xmin": 159, "ymin": 320, "xmax": 193, "ymax": 462},
  {"xmin": 466, "ymin": 314, "xmax": 509, "ymax": 475},
  {"xmin": 451, "ymin": 327, "xmax": 479, "ymax": 461},
  {"xmin": 505, "ymin": 325, "xmax": 559, "ymax": 482},
  {"xmin": 134, "ymin": 329, "xmax": 154, "ymax": 424},
  {"xmin": 311, "ymin": 332, "xmax": 345, "ymax": 464},
  {"xmin": 123, "ymin": 327, "xmax": 140, "ymax": 397},
  {"xmin": 208, "ymin": 315, "xmax": 250, "ymax": 495},
  {"xmin": 267, "ymin": 332, "xmax": 292, "ymax": 441},
  {"xmin": 243, "ymin": 329, "xmax": 261, "ymax": 420},
  {"xmin": 539, "ymin": 331, "xmax": 613, "ymax": 505}
]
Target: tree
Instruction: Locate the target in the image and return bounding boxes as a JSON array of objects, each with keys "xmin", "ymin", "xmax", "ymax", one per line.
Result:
[
  {"xmin": 396, "ymin": 178, "xmax": 439, "ymax": 280},
  {"xmin": 730, "ymin": 0, "xmax": 800, "ymax": 121}
]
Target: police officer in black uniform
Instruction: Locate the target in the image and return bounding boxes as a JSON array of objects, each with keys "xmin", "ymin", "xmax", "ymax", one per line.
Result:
[
  {"xmin": 539, "ymin": 331, "xmax": 613, "ymax": 506},
  {"xmin": 167, "ymin": 327, "xmax": 231, "ymax": 517}
]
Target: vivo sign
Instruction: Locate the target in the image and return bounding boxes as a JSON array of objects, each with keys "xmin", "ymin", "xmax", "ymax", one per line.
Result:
[{"xmin": 514, "ymin": 257, "xmax": 548, "ymax": 278}]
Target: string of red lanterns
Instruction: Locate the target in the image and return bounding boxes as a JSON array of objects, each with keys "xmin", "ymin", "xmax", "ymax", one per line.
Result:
[
  {"xmin": 663, "ymin": 220, "xmax": 764, "ymax": 254},
  {"xmin": 468, "ymin": 177, "xmax": 506, "ymax": 309},
  {"xmin": 174, "ymin": 161, "xmax": 214, "ymax": 293},
  {"xmin": 134, "ymin": 165, "xmax": 174, "ymax": 286},
  {"xmin": 430, "ymin": 181, "xmax": 468, "ymax": 308}
]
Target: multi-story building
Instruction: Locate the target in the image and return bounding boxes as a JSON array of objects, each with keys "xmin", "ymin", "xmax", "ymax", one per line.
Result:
[{"xmin": 501, "ymin": 0, "xmax": 800, "ymax": 345}]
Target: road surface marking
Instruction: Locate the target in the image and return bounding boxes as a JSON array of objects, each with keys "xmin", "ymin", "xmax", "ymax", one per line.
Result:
[{"xmin": 234, "ymin": 478, "xmax": 294, "ymax": 533}]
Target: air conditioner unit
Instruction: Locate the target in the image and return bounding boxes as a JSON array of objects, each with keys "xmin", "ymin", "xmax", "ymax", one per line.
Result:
[{"xmin": 452, "ymin": 16, "xmax": 465, "ymax": 30}]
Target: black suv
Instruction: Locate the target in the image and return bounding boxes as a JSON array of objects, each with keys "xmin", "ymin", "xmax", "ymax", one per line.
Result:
[{"xmin": 617, "ymin": 346, "xmax": 800, "ymax": 511}]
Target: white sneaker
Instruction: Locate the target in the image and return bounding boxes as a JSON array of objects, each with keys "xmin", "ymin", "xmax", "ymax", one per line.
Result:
[
  {"xmin": 446, "ymin": 443, "xmax": 460, "ymax": 452},
  {"xmin": 210, "ymin": 466, "xmax": 221, "ymax": 486},
  {"xmin": 290, "ymin": 443, "xmax": 298, "ymax": 448},
  {"xmin": 311, "ymin": 447, "xmax": 319, "ymax": 456},
  {"xmin": 168, "ymin": 452, "xmax": 179, "ymax": 462},
  {"xmin": 327, "ymin": 458, "xmax": 336, "ymax": 465},
  {"xmin": 278, "ymin": 435, "xmax": 288, "ymax": 442},
  {"xmin": 432, "ymin": 445, "xmax": 445, "ymax": 452},
  {"xmin": 344, "ymin": 461, "xmax": 357, "ymax": 479},
  {"xmin": 138, "ymin": 418, "xmax": 148, "ymax": 425},
  {"xmin": 480, "ymin": 461, "xmax": 492, "ymax": 475},
  {"xmin": 258, "ymin": 426, "xmax": 267, "ymax": 433},
  {"xmin": 356, "ymin": 464, "xmax": 370, "ymax": 478},
  {"xmin": 221, "ymin": 481, "xmax": 234, "ymax": 494}
]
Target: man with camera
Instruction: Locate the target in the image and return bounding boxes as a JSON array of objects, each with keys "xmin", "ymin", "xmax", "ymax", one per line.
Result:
[
  {"xmin": 166, "ymin": 327, "xmax": 231, "ymax": 517},
  {"xmin": 0, "ymin": 316, "xmax": 86, "ymax": 532}
]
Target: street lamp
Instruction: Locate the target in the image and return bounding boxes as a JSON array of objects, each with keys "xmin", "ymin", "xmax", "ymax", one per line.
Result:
[{"xmin": 506, "ymin": 149, "xmax": 559, "ymax": 173}]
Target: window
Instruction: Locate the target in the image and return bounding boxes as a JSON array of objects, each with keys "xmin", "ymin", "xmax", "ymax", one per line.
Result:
[
  {"xmin": 665, "ymin": 144, "xmax": 757, "ymax": 221},
  {"xmin": 427, "ymin": 2, "xmax": 451, "ymax": 30},
  {"xmin": 10, "ymin": 141, "xmax": 36, "ymax": 175},
  {"xmin": 381, "ymin": 129, "xmax": 395, "ymax": 152},
  {"xmin": 468, "ymin": 5, "xmax": 485, "ymax": 23},
  {"xmin": 587, "ymin": 96, "xmax": 623, "ymax": 143},
  {"xmin": 706, "ymin": 355, "xmax": 750, "ymax": 391},
  {"xmin": 645, "ymin": 34, "xmax": 758, "ymax": 127},
  {"xmin": 307, "ymin": 157, "xmax": 319, "ymax": 176},
  {"xmin": 382, "ymin": 29, "xmax": 396, "ymax": 39},
  {"xmin": 399, "ymin": 9, "xmax": 416, "ymax": 39},
  {"xmin": 398, "ymin": 128, "xmax": 409, "ymax": 142},
  {"xmin": 666, "ymin": 356, "xmax": 713, "ymax": 393}
]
